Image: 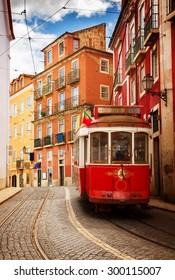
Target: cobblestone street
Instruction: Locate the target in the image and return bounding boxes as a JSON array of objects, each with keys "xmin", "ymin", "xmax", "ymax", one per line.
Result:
[{"xmin": 0, "ymin": 186, "xmax": 175, "ymax": 260}]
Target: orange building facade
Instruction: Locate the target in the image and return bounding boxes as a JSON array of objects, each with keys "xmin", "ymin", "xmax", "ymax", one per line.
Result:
[{"xmin": 33, "ymin": 24, "xmax": 113, "ymax": 187}]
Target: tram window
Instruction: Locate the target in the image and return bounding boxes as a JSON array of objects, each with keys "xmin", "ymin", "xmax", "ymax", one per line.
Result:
[
  {"xmin": 111, "ymin": 132, "xmax": 131, "ymax": 163},
  {"xmin": 73, "ymin": 139, "xmax": 79, "ymax": 166},
  {"xmin": 90, "ymin": 132, "xmax": 108, "ymax": 163},
  {"xmin": 134, "ymin": 133, "xmax": 148, "ymax": 163}
]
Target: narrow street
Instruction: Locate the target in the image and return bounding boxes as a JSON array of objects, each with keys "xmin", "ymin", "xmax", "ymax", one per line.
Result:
[{"xmin": 0, "ymin": 186, "xmax": 175, "ymax": 260}]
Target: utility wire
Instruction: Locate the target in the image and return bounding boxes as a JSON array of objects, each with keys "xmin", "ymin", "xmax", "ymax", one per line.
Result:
[
  {"xmin": 63, "ymin": 7, "xmax": 119, "ymax": 14},
  {"xmin": 0, "ymin": 0, "xmax": 71, "ymax": 58},
  {"xmin": 24, "ymin": 0, "xmax": 37, "ymax": 74}
]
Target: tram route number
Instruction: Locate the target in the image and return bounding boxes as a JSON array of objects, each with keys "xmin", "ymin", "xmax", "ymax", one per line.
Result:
[{"xmin": 106, "ymin": 266, "xmax": 161, "ymax": 276}]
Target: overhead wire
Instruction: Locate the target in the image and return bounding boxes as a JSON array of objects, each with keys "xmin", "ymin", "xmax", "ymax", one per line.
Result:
[
  {"xmin": 0, "ymin": 0, "xmax": 71, "ymax": 58},
  {"xmin": 23, "ymin": 0, "xmax": 37, "ymax": 74}
]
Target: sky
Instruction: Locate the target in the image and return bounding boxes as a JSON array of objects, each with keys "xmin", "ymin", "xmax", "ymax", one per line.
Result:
[{"xmin": 9, "ymin": 0, "xmax": 121, "ymax": 81}]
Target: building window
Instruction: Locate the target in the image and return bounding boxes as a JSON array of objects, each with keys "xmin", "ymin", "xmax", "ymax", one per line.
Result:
[
  {"xmin": 73, "ymin": 39, "xmax": 79, "ymax": 51},
  {"xmin": 47, "ymin": 150, "xmax": 52, "ymax": 160},
  {"xmin": 47, "ymin": 122, "xmax": 52, "ymax": 136},
  {"xmin": 20, "ymin": 78, "xmax": 24, "ymax": 88},
  {"xmin": 38, "ymin": 103, "xmax": 42, "ymax": 119},
  {"xmin": 14, "ymin": 82, "xmax": 17, "ymax": 92},
  {"xmin": 47, "ymin": 49, "xmax": 52, "ymax": 64},
  {"xmin": 13, "ymin": 104, "xmax": 17, "ymax": 116},
  {"xmin": 59, "ymin": 92, "xmax": 65, "ymax": 111},
  {"xmin": 37, "ymin": 125, "xmax": 42, "ymax": 139},
  {"xmin": 130, "ymin": 79, "xmax": 136, "ymax": 105},
  {"xmin": 100, "ymin": 85, "xmax": 109, "ymax": 100},
  {"xmin": 13, "ymin": 150, "xmax": 16, "ymax": 162},
  {"xmin": 59, "ymin": 41, "xmax": 64, "ymax": 56},
  {"xmin": 13, "ymin": 126, "xmax": 17, "ymax": 138},
  {"xmin": 20, "ymin": 148, "xmax": 23, "ymax": 160},
  {"xmin": 27, "ymin": 122, "xmax": 31, "ymax": 134},
  {"xmin": 38, "ymin": 152, "xmax": 42, "ymax": 160},
  {"xmin": 140, "ymin": 66, "xmax": 145, "ymax": 94},
  {"xmin": 59, "ymin": 67, "xmax": 65, "ymax": 86},
  {"xmin": 152, "ymin": 46, "xmax": 158, "ymax": 80},
  {"xmin": 20, "ymin": 100, "xmax": 24, "ymax": 113},
  {"xmin": 26, "ymin": 147, "xmax": 30, "ymax": 161},
  {"xmin": 27, "ymin": 96, "xmax": 31, "ymax": 109},
  {"xmin": 59, "ymin": 119, "xmax": 64, "ymax": 133},
  {"xmin": 20, "ymin": 124, "xmax": 24, "ymax": 136},
  {"xmin": 100, "ymin": 58, "xmax": 109, "ymax": 73},
  {"xmin": 72, "ymin": 87, "xmax": 78, "ymax": 107},
  {"xmin": 153, "ymin": 110, "xmax": 159, "ymax": 133},
  {"xmin": 48, "ymin": 98, "xmax": 52, "ymax": 115},
  {"xmin": 72, "ymin": 115, "xmax": 78, "ymax": 136},
  {"xmin": 37, "ymin": 80, "xmax": 42, "ymax": 96},
  {"xmin": 47, "ymin": 74, "xmax": 52, "ymax": 92},
  {"xmin": 59, "ymin": 149, "xmax": 64, "ymax": 158}
]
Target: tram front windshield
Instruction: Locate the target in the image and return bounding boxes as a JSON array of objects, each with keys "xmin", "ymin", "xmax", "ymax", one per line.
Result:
[{"xmin": 90, "ymin": 131, "xmax": 148, "ymax": 164}]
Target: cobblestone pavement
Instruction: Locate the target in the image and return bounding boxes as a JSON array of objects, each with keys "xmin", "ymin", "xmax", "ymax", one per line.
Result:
[{"xmin": 0, "ymin": 186, "xmax": 175, "ymax": 260}]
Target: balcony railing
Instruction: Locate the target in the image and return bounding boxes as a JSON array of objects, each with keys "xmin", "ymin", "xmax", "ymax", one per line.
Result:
[
  {"xmin": 34, "ymin": 138, "xmax": 42, "ymax": 148},
  {"xmin": 114, "ymin": 68, "xmax": 122, "ymax": 90},
  {"xmin": 55, "ymin": 132, "xmax": 65, "ymax": 144},
  {"xmin": 34, "ymin": 106, "xmax": 53, "ymax": 121},
  {"xmin": 44, "ymin": 135, "xmax": 52, "ymax": 146},
  {"xmin": 54, "ymin": 96, "xmax": 79, "ymax": 114},
  {"xmin": 166, "ymin": 0, "xmax": 175, "ymax": 21},
  {"xmin": 42, "ymin": 83, "xmax": 53, "ymax": 95},
  {"xmin": 133, "ymin": 28, "xmax": 146, "ymax": 62},
  {"xmin": 144, "ymin": 4, "xmax": 159, "ymax": 46},
  {"xmin": 34, "ymin": 89, "xmax": 43, "ymax": 100},
  {"xmin": 67, "ymin": 69, "xmax": 80, "ymax": 84},
  {"xmin": 55, "ymin": 76, "xmax": 66, "ymax": 90},
  {"xmin": 125, "ymin": 46, "xmax": 135, "ymax": 74},
  {"xmin": 67, "ymin": 130, "xmax": 75, "ymax": 142}
]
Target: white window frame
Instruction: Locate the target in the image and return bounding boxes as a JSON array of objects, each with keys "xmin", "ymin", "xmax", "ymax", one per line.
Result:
[
  {"xmin": 100, "ymin": 58, "xmax": 109, "ymax": 73},
  {"xmin": 100, "ymin": 85, "xmax": 109, "ymax": 100}
]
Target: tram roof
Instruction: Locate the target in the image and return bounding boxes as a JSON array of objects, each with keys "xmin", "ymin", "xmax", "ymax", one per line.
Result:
[{"xmin": 89, "ymin": 115, "xmax": 150, "ymax": 128}]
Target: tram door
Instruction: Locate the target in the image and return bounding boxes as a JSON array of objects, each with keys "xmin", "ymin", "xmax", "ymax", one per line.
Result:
[{"xmin": 154, "ymin": 137, "xmax": 161, "ymax": 196}]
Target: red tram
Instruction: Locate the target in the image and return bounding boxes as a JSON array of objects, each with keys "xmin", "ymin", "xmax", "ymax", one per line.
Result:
[{"xmin": 73, "ymin": 105, "xmax": 151, "ymax": 210}]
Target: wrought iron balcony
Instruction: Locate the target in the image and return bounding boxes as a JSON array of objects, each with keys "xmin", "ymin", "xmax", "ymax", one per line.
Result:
[
  {"xmin": 55, "ymin": 132, "xmax": 65, "ymax": 144},
  {"xmin": 34, "ymin": 89, "xmax": 43, "ymax": 100},
  {"xmin": 67, "ymin": 130, "xmax": 75, "ymax": 142},
  {"xmin": 42, "ymin": 83, "xmax": 53, "ymax": 95},
  {"xmin": 34, "ymin": 138, "xmax": 42, "ymax": 148},
  {"xmin": 125, "ymin": 46, "xmax": 135, "ymax": 74},
  {"xmin": 67, "ymin": 69, "xmax": 80, "ymax": 85},
  {"xmin": 54, "ymin": 96, "xmax": 79, "ymax": 114},
  {"xmin": 44, "ymin": 135, "xmax": 52, "ymax": 146},
  {"xmin": 133, "ymin": 28, "xmax": 146, "ymax": 62},
  {"xmin": 113, "ymin": 68, "xmax": 122, "ymax": 90},
  {"xmin": 55, "ymin": 76, "xmax": 66, "ymax": 90},
  {"xmin": 166, "ymin": 0, "xmax": 175, "ymax": 21},
  {"xmin": 144, "ymin": 4, "xmax": 159, "ymax": 46}
]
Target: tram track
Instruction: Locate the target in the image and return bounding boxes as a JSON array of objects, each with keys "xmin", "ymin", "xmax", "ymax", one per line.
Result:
[
  {"xmin": 102, "ymin": 210, "xmax": 175, "ymax": 252},
  {"xmin": 65, "ymin": 187, "xmax": 134, "ymax": 260},
  {"xmin": 31, "ymin": 188, "xmax": 50, "ymax": 260},
  {"xmin": 0, "ymin": 187, "xmax": 50, "ymax": 260}
]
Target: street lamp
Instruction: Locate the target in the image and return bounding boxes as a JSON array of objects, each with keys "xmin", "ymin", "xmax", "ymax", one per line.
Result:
[{"xmin": 142, "ymin": 74, "xmax": 167, "ymax": 106}]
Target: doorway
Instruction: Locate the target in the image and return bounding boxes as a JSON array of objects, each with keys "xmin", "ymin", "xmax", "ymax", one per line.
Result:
[
  {"xmin": 12, "ymin": 175, "xmax": 17, "ymax": 187},
  {"xmin": 37, "ymin": 169, "xmax": 41, "ymax": 187},
  {"xmin": 59, "ymin": 166, "xmax": 64, "ymax": 186}
]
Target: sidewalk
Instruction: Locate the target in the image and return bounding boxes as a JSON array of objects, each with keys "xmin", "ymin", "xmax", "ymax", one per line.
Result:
[
  {"xmin": 0, "ymin": 187, "xmax": 22, "ymax": 205},
  {"xmin": 0, "ymin": 187, "xmax": 175, "ymax": 212},
  {"xmin": 149, "ymin": 196, "xmax": 175, "ymax": 212}
]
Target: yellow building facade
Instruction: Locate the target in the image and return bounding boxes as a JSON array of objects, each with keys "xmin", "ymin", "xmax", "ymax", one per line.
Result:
[{"xmin": 9, "ymin": 74, "xmax": 34, "ymax": 187}]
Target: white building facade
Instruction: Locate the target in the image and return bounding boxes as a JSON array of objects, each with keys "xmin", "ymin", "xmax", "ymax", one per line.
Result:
[{"xmin": 0, "ymin": 0, "xmax": 14, "ymax": 189}]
